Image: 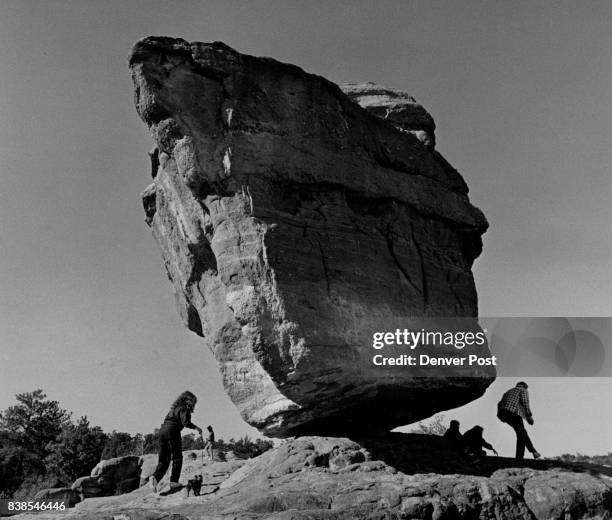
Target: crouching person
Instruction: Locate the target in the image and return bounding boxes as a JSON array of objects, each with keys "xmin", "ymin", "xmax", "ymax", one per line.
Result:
[{"xmin": 463, "ymin": 425, "xmax": 498, "ymax": 461}]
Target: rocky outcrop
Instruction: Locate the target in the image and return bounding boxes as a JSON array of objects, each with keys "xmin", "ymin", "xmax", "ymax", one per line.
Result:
[
  {"xmin": 70, "ymin": 456, "xmax": 142, "ymax": 500},
  {"xmin": 19, "ymin": 436, "xmax": 612, "ymax": 520},
  {"xmin": 129, "ymin": 37, "xmax": 493, "ymax": 437},
  {"xmin": 33, "ymin": 456, "xmax": 143, "ymax": 510},
  {"xmin": 33, "ymin": 487, "xmax": 80, "ymax": 508}
]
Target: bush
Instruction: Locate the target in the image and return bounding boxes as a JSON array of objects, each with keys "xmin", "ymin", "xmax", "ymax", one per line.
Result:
[
  {"xmin": 12, "ymin": 474, "xmax": 62, "ymax": 500},
  {"xmin": 143, "ymin": 430, "xmax": 160, "ymax": 454},
  {"xmin": 45, "ymin": 417, "xmax": 107, "ymax": 485},
  {"xmin": 181, "ymin": 433, "xmax": 204, "ymax": 450},
  {"xmin": 101, "ymin": 431, "xmax": 142, "ymax": 459},
  {"xmin": 215, "ymin": 436, "xmax": 274, "ymax": 459}
]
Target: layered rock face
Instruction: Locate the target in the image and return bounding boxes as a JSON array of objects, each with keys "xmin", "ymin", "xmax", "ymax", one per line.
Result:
[
  {"xmin": 129, "ymin": 37, "xmax": 492, "ymax": 437},
  {"xmin": 341, "ymin": 82, "xmax": 436, "ymax": 149}
]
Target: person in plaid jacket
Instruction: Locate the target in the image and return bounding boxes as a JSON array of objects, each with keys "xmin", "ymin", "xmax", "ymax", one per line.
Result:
[{"xmin": 497, "ymin": 382, "xmax": 541, "ymax": 460}]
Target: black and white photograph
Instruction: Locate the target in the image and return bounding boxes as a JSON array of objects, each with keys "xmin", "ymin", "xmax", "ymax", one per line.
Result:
[{"xmin": 1, "ymin": 1, "xmax": 611, "ymax": 518}]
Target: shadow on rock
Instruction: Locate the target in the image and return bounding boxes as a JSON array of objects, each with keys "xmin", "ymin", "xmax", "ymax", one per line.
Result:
[{"xmin": 351, "ymin": 432, "xmax": 612, "ymax": 478}]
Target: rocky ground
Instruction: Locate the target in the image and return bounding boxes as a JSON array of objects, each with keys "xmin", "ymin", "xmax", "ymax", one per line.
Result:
[{"xmin": 14, "ymin": 434, "xmax": 612, "ymax": 519}]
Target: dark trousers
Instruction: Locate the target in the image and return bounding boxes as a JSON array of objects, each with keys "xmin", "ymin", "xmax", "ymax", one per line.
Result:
[
  {"xmin": 152, "ymin": 425, "xmax": 183, "ymax": 483},
  {"xmin": 498, "ymin": 410, "xmax": 535, "ymax": 460}
]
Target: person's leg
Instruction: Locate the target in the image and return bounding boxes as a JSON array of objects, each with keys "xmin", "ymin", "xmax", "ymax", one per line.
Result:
[
  {"xmin": 499, "ymin": 410, "xmax": 524, "ymax": 459},
  {"xmin": 514, "ymin": 426, "xmax": 526, "ymax": 460},
  {"xmin": 497, "ymin": 410, "xmax": 517, "ymax": 456},
  {"xmin": 152, "ymin": 429, "xmax": 171, "ymax": 481},
  {"xmin": 513, "ymin": 417, "xmax": 536, "ymax": 455},
  {"xmin": 506, "ymin": 413, "xmax": 537, "ymax": 459},
  {"xmin": 169, "ymin": 429, "xmax": 183, "ymax": 483}
]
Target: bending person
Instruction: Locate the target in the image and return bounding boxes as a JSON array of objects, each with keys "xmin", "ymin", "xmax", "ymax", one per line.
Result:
[
  {"xmin": 150, "ymin": 391, "xmax": 202, "ymax": 491},
  {"xmin": 497, "ymin": 381, "xmax": 541, "ymax": 460}
]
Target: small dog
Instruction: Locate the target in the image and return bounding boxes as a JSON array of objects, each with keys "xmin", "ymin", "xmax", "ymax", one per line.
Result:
[{"xmin": 186, "ymin": 474, "xmax": 203, "ymax": 496}]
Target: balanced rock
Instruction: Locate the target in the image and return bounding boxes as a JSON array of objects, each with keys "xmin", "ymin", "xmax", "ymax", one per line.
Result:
[{"xmin": 129, "ymin": 37, "xmax": 493, "ymax": 437}]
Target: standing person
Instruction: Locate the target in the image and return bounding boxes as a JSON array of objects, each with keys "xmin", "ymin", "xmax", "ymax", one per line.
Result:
[
  {"xmin": 204, "ymin": 425, "xmax": 215, "ymax": 461},
  {"xmin": 497, "ymin": 382, "xmax": 541, "ymax": 460},
  {"xmin": 150, "ymin": 391, "xmax": 203, "ymax": 492}
]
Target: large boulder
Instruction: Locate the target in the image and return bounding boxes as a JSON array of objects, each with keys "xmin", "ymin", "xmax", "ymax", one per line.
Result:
[
  {"xmin": 129, "ymin": 37, "xmax": 493, "ymax": 437},
  {"xmin": 71, "ymin": 456, "xmax": 142, "ymax": 499},
  {"xmin": 90, "ymin": 455, "xmax": 141, "ymax": 481},
  {"xmin": 71, "ymin": 475, "xmax": 114, "ymax": 499}
]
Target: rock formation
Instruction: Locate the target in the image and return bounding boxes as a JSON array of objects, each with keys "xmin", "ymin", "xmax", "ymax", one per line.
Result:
[
  {"xmin": 34, "ymin": 456, "xmax": 143, "ymax": 507},
  {"xmin": 129, "ymin": 37, "xmax": 493, "ymax": 437},
  {"xmin": 22, "ymin": 436, "xmax": 612, "ymax": 520}
]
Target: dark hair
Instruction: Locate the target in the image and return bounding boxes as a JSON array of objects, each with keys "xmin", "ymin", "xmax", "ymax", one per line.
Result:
[
  {"xmin": 207, "ymin": 425, "xmax": 213, "ymax": 431},
  {"xmin": 171, "ymin": 391, "xmax": 197, "ymax": 413},
  {"xmin": 516, "ymin": 381, "xmax": 528, "ymax": 389}
]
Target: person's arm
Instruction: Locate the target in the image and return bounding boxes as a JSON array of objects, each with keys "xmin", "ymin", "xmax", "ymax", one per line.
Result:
[
  {"xmin": 179, "ymin": 408, "xmax": 203, "ymax": 434},
  {"xmin": 521, "ymin": 388, "xmax": 534, "ymax": 423},
  {"xmin": 482, "ymin": 439, "xmax": 498, "ymax": 455}
]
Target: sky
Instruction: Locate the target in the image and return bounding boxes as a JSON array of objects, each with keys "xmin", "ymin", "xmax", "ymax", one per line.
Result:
[{"xmin": 0, "ymin": 1, "xmax": 610, "ymax": 456}]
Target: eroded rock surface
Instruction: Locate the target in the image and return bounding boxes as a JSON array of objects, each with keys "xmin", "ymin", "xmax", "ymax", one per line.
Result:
[
  {"xmin": 129, "ymin": 37, "xmax": 493, "ymax": 437},
  {"xmin": 341, "ymin": 82, "xmax": 437, "ymax": 149},
  {"xmin": 18, "ymin": 436, "xmax": 612, "ymax": 520}
]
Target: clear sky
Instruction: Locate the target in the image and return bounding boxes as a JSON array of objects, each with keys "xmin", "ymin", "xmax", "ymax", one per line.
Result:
[{"xmin": 0, "ymin": 1, "xmax": 610, "ymax": 456}]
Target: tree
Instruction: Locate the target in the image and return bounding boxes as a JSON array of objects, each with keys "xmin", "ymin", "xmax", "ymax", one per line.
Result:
[
  {"xmin": 45, "ymin": 417, "xmax": 107, "ymax": 485},
  {"xmin": 132, "ymin": 433, "xmax": 145, "ymax": 456},
  {"xmin": 218, "ymin": 436, "xmax": 274, "ymax": 458},
  {"xmin": 181, "ymin": 433, "xmax": 203, "ymax": 450},
  {"xmin": 143, "ymin": 429, "xmax": 160, "ymax": 454},
  {"xmin": 0, "ymin": 390, "xmax": 70, "ymax": 497},
  {"xmin": 101, "ymin": 431, "xmax": 140, "ymax": 459},
  {"xmin": 0, "ymin": 390, "xmax": 70, "ymax": 474},
  {"xmin": 0, "ymin": 431, "xmax": 26, "ymax": 497}
]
